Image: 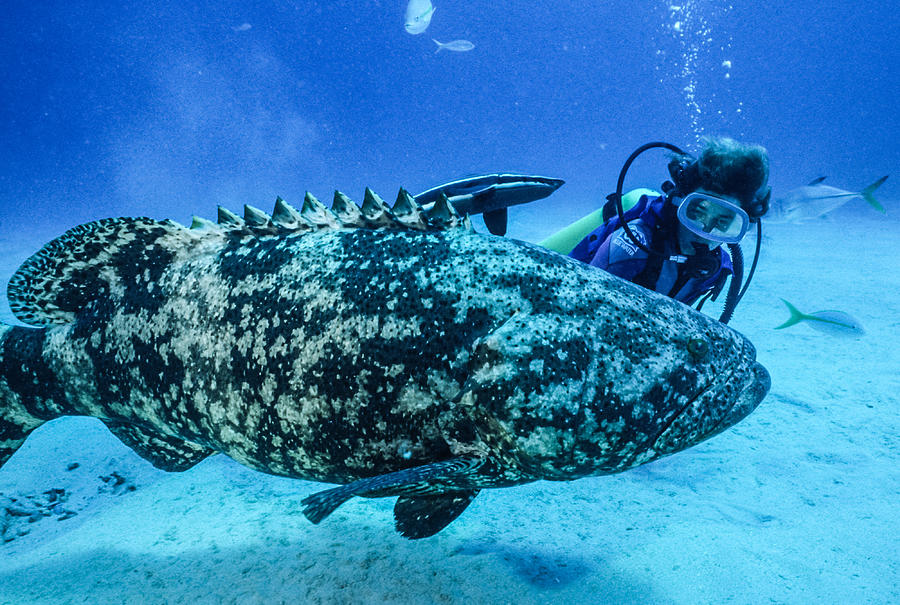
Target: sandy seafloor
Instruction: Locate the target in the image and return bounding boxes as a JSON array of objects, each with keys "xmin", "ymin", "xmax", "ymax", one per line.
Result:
[{"xmin": 0, "ymin": 202, "xmax": 897, "ymax": 605}]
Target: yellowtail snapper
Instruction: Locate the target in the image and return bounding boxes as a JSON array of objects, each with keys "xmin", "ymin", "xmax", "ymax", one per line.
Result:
[{"xmin": 775, "ymin": 299, "xmax": 865, "ymax": 337}]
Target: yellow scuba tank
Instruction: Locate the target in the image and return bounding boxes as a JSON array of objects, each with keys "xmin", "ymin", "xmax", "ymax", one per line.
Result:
[{"xmin": 538, "ymin": 188, "xmax": 661, "ymax": 255}]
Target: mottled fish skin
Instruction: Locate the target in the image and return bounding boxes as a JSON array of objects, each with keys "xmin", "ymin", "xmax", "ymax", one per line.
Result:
[{"xmin": 0, "ymin": 191, "xmax": 770, "ymax": 534}]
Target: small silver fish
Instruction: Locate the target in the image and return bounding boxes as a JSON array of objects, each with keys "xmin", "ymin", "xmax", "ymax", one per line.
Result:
[
  {"xmin": 766, "ymin": 176, "xmax": 888, "ymax": 223},
  {"xmin": 433, "ymin": 39, "xmax": 474, "ymax": 53},
  {"xmin": 404, "ymin": 0, "xmax": 435, "ymax": 35},
  {"xmin": 775, "ymin": 299, "xmax": 864, "ymax": 337}
]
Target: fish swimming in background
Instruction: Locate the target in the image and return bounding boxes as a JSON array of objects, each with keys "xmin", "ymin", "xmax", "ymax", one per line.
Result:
[
  {"xmin": 775, "ymin": 299, "xmax": 864, "ymax": 337},
  {"xmin": 404, "ymin": 0, "xmax": 435, "ymax": 35},
  {"xmin": 0, "ymin": 188, "xmax": 769, "ymax": 539},
  {"xmin": 433, "ymin": 39, "xmax": 474, "ymax": 53},
  {"xmin": 766, "ymin": 176, "xmax": 888, "ymax": 223}
]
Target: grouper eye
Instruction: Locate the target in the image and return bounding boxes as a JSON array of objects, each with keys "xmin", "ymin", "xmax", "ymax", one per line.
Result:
[{"xmin": 687, "ymin": 336, "xmax": 710, "ymax": 360}]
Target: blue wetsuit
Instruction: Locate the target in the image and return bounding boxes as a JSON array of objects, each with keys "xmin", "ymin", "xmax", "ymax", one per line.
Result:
[{"xmin": 570, "ymin": 195, "xmax": 732, "ymax": 305}]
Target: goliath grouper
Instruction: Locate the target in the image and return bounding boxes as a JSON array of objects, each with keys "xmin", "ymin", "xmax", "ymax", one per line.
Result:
[{"xmin": 0, "ymin": 189, "xmax": 770, "ymax": 539}]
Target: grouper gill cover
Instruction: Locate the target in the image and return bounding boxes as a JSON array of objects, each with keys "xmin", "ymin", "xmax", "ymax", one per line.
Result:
[{"xmin": 0, "ymin": 188, "xmax": 770, "ymax": 539}]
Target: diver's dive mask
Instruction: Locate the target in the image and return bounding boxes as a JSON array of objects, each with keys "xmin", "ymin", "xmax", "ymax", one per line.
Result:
[
  {"xmin": 668, "ymin": 155, "xmax": 771, "ymax": 221},
  {"xmin": 676, "ymin": 192, "xmax": 750, "ymax": 244},
  {"xmin": 611, "ymin": 140, "xmax": 766, "ymax": 324}
]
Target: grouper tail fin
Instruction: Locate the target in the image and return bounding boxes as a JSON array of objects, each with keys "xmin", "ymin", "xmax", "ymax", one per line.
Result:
[
  {"xmin": 1, "ymin": 217, "xmax": 199, "ymax": 466},
  {"xmin": 0, "ymin": 325, "xmax": 54, "ymax": 467},
  {"xmin": 860, "ymin": 175, "xmax": 888, "ymax": 213}
]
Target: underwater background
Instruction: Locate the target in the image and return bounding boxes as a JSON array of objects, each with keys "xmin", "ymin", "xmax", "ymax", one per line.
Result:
[
  {"xmin": 2, "ymin": 0, "xmax": 898, "ymax": 243},
  {"xmin": 1, "ymin": 1, "xmax": 898, "ymax": 603}
]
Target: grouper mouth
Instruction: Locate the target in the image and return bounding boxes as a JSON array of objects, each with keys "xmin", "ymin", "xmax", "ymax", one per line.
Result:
[
  {"xmin": 714, "ymin": 360, "xmax": 770, "ymax": 431},
  {"xmin": 650, "ymin": 343, "xmax": 771, "ymax": 455}
]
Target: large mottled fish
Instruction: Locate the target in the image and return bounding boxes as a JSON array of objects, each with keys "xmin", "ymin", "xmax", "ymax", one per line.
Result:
[
  {"xmin": 766, "ymin": 176, "xmax": 888, "ymax": 223},
  {"xmin": 404, "ymin": 0, "xmax": 434, "ymax": 35},
  {"xmin": 0, "ymin": 188, "xmax": 770, "ymax": 539}
]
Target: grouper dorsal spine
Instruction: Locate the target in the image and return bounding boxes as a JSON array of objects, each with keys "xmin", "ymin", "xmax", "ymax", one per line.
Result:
[{"xmin": 6, "ymin": 189, "xmax": 469, "ymax": 330}]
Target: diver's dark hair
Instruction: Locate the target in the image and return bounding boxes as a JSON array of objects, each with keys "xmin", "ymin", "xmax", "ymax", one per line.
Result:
[{"xmin": 673, "ymin": 137, "xmax": 770, "ymax": 206}]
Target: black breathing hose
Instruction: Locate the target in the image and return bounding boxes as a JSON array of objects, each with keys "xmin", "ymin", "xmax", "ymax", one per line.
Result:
[
  {"xmin": 720, "ymin": 219, "xmax": 763, "ymax": 324},
  {"xmin": 614, "ymin": 142, "xmax": 685, "ymax": 256},
  {"xmin": 720, "ymin": 243, "xmax": 744, "ymax": 324},
  {"xmin": 737, "ymin": 220, "xmax": 762, "ymax": 304}
]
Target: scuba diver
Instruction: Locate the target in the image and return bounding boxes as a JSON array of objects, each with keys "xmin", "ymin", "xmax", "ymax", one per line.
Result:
[
  {"xmin": 543, "ymin": 137, "xmax": 770, "ymax": 324},
  {"xmin": 415, "ymin": 137, "xmax": 769, "ymax": 324}
]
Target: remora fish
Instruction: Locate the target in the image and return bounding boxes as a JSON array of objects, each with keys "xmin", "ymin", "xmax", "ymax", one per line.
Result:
[
  {"xmin": 413, "ymin": 173, "xmax": 565, "ymax": 236},
  {"xmin": 0, "ymin": 188, "xmax": 770, "ymax": 539},
  {"xmin": 766, "ymin": 175, "xmax": 888, "ymax": 223},
  {"xmin": 414, "ymin": 173, "xmax": 565, "ymax": 235},
  {"xmin": 404, "ymin": 0, "xmax": 435, "ymax": 35},
  {"xmin": 433, "ymin": 39, "xmax": 474, "ymax": 53}
]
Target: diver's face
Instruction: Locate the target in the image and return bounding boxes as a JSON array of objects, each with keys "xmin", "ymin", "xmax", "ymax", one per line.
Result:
[
  {"xmin": 676, "ymin": 189, "xmax": 751, "ymax": 251},
  {"xmin": 678, "ymin": 223, "xmax": 717, "ymax": 253},
  {"xmin": 685, "ymin": 197, "xmax": 737, "ymax": 234}
]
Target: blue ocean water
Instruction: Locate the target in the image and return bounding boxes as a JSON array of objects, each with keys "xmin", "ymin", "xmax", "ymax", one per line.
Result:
[
  {"xmin": 1, "ymin": 2, "xmax": 898, "ymax": 603},
  {"xmin": 2, "ymin": 0, "xmax": 897, "ymax": 235}
]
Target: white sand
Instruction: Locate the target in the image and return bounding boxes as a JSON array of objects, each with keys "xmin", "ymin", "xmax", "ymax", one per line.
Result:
[{"xmin": 1, "ymin": 209, "xmax": 897, "ymax": 604}]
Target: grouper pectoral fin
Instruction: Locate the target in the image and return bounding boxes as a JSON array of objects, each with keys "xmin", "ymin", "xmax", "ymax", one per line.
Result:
[
  {"xmin": 103, "ymin": 420, "xmax": 216, "ymax": 472},
  {"xmin": 394, "ymin": 490, "xmax": 480, "ymax": 539},
  {"xmin": 300, "ymin": 456, "xmax": 483, "ymax": 529}
]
